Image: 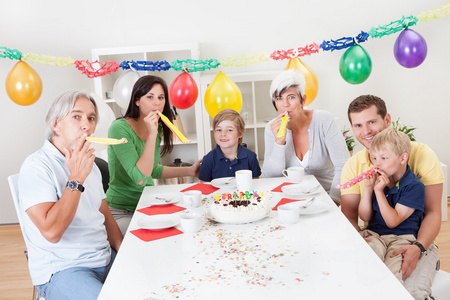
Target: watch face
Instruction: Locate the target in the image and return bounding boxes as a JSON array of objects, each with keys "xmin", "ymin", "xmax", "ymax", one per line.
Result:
[{"xmin": 68, "ymin": 181, "xmax": 77, "ymax": 190}]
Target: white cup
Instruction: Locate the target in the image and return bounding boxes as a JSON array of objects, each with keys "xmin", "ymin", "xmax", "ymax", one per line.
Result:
[
  {"xmin": 183, "ymin": 190, "xmax": 202, "ymax": 209},
  {"xmin": 180, "ymin": 212, "xmax": 202, "ymax": 233},
  {"xmin": 235, "ymin": 170, "xmax": 252, "ymax": 191},
  {"xmin": 278, "ymin": 203, "xmax": 300, "ymax": 224},
  {"xmin": 282, "ymin": 166, "xmax": 304, "ymax": 182}
]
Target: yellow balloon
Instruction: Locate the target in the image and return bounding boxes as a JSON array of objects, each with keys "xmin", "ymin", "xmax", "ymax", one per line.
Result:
[
  {"xmin": 5, "ymin": 61, "xmax": 43, "ymax": 106},
  {"xmin": 204, "ymin": 71, "xmax": 242, "ymax": 118},
  {"xmin": 285, "ymin": 58, "xmax": 319, "ymax": 106}
]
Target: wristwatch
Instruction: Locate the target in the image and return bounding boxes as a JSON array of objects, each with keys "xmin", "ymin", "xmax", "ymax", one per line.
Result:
[
  {"xmin": 66, "ymin": 180, "xmax": 85, "ymax": 192},
  {"xmin": 412, "ymin": 241, "xmax": 426, "ymax": 258}
]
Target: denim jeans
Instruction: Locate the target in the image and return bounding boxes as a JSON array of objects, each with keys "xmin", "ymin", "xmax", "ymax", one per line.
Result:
[{"xmin": 36, "ymin": 249, "xmax": 117, "ymax": 300}]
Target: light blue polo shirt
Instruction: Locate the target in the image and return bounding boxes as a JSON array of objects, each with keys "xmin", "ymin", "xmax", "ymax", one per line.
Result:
[{"xmin": 18, "ymin": 140, "xmax": 111, "ymax": 285}]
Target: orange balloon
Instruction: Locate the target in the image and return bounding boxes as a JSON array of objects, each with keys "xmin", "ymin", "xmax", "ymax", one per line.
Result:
[
  {"xmin": 204, "ymin": 71, "xmax": 242, "ymax": 118},
  {"xmin": 285, "ymin": 58, "xmax": 319, "ymax": 106},
  {"xmin": 5, "ymin": 61, "xmax": 43, "ymax": 106}
]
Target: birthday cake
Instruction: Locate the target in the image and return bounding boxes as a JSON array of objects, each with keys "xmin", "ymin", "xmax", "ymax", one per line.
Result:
[{"xmin": 209, "ymin": 191, "xmax": 272, "ymax": 224}]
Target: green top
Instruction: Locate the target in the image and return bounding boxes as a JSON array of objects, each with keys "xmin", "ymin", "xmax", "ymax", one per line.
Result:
[{"xmin": 106, "ymin": 118, "xmax": 164, "ymax": 212}]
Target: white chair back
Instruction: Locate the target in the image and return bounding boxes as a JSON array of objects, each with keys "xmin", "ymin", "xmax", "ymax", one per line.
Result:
[{"xmin": 8, "ymin": 174, "xmax": 24, "ymax": 230}]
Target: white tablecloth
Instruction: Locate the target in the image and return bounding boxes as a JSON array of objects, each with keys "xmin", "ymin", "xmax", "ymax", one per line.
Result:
[{"xmin": 98, "ymin": 176, "xmax": 412, "ymax": 300}]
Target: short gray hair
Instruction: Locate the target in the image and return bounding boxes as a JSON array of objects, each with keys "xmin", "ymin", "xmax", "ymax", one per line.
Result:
[
  {"xmin": 269, "ymin": 69, "xmax": 306, "ymax": 110},
  {"xmin": 45, "ymin": 91, "xmax": 98, "ymax": 141}
]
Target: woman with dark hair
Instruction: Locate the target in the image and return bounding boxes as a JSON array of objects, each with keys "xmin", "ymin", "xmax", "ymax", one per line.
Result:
[{"xmin": 106, "ymin": 75, "xmax": 201, "ymax": 235}]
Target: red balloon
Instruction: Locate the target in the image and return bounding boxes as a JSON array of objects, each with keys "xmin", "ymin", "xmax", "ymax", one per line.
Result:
[{"xmin": 169, "ymin": 71, "xmax": 198, "ymax": 109}]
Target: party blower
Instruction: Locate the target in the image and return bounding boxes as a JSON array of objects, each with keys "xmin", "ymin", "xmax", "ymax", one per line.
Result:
[{"xmin": 158, "ymin": 112, "xmax": 191, "ymax": 144}]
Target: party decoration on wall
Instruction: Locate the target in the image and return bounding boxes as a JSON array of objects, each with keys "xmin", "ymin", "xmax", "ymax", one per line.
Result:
[
  {"xmin": 418, "ymin": 4, "xmax": 450, "ymax": 21},
  {"xmin": 204, "ymin": 72, "xmax": 242, "ymax": 118},
  {"xmin": 368, "ymin": 16, "xmax": 418, "ymax": 38},
  {"xmin": 22, "ymin": 53, "xmax": 74, "ymax": 66},
  {"xmin": 285, "ymin": 57, "xmax": 319, "ymax": 106},
  {"xmin": 393, "ymin": 28, "xmax": 427, "ymax": 68},
  {"xmin": 339, "ymin": 44, "xmax": 372, "ymax": 84},
  {"xmin": 5, "ymin": 61, "xmax": 42, "ymax": 106},
  {"xmin": 271, "ymin": 43, "xmax": 320, "ymax": 60},
  {"xmin": 221, "ymin": 53, "xmax": 270, "ymax": 67},
  {"xmin": 158, "ymin": 112, "xmax": 191, "ymax": 143},
  {"xmin": 169, "ymin": 71, "xmax": 198, "ymax": 109},
  {"xmin": 120, "ymin": 60, "xmax": 171, "ymax": 71},
  {"xmin": 112, "ymin": 70, "xmax": 141, "ymax": 109},
  {"xmin": 74, "ymin": 60, "xmax": 119, "ymax": 78},
  {"xmin": 321, "ymin": 31, "xmax": 369, "ymax": 51},
  {"xmin": 0, "ymin": 47, "xmax": 22, "ymax": 60},
  {"xmin": 171, "ymin": 59, "xmax": 220, "ymax": 72}
]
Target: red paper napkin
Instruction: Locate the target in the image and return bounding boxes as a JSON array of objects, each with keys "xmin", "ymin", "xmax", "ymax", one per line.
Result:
[
  {"xmin": 271, "ymin": 182, "xmax": 296, "ymax": 193},
  {"xmin": 137, "ymin": 204, "xmax": 186, "ymax": 216},
  {"xmin": 272, "ymin": 198, "xmax": 306, "ymax": 211},
  {"xmin": 130, "ymin": 227, "xmax": 183, "ymax": 242},
  {"xmin": 180, "ymin": 183, "xmax": 219, "ymax": 195}
]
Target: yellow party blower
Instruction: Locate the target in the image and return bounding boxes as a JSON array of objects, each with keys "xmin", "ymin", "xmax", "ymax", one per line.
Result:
[{"xmin": 158, "ymin": 112, "xmax": 191, "ymax": 144}]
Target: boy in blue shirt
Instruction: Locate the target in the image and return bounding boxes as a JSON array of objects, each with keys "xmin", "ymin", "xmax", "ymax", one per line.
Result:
[
  {"xmin": 359, "ymin": 128, "xmax": 425, "ymax": 283},
  {"xmin": 199, "ymin": 109, "xmax": 261, "ymax": 181}
]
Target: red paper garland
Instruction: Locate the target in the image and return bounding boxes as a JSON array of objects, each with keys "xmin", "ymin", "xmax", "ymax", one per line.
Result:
[
  {"xmin": 270, "ymin": 43, "xmax": 321, "ymax": 60},
  {"xmin": 74, "ymin": 60, "xmax": 119, "ymax": 78}
]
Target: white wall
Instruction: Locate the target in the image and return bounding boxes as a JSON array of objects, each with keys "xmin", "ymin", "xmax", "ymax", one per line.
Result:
[{"xmin": 1, "ymin": 0, "xmax": 449, "ymax": 223}]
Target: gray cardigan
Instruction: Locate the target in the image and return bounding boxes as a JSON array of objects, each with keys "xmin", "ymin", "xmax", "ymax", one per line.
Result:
[{"xmin": 263, "ymin": 110, "xmax": 350, "ymax": 203}]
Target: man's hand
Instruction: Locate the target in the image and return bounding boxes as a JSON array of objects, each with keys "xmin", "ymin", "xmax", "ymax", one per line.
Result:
[
  {"xmin": 391, "ymin": 244, "xmax": 421, "ymax": 279},
  {"xmin": 62, "ymin": 134, "xmax": 95, "ymax": 184}
]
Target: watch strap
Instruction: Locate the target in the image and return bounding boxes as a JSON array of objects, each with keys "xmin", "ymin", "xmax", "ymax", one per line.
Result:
[
  {"xmin": 66, "ymin": 180, "xmax": 85, "ymax": 192},
  {"xmin": 412, "ymin": 241, "xmax": 426, "ymax": 255}
]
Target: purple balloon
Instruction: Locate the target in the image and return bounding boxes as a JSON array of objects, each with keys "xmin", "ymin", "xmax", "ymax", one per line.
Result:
[{"xmin": 394, "ymin": 29, "xmax": 427, "ymax": 68}]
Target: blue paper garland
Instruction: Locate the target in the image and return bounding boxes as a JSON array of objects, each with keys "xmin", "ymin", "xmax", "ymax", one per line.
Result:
[{"xmin": 120, "ymin": 60, "xmax": 171, "ymax": 71}]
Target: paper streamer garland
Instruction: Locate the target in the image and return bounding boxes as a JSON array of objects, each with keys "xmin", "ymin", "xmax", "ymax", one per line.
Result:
[
  {"xmin": 335, "ymin": 168, "xmax": 377, "ymax": 189},
  {"xmin": 86, "ymin": 137, "xmax": 128, "ymax": 145},
  {"xmin": 368, "ymin": 16, "xmax": 418, "ymax": 38},
  {"xmin": 270, "ymin": 43, "xmax": 321, "ymax": 60},
  {"xmin": 0, "ymin": 47, "xmax": 22, "ymax": 60},
  {"xmin": 158, "ymin": 112, "xmax": 191, "ymax": 144},
  {"xmin": 418, "ymin": 4, "xmax": 450, "ymax": 21},
  {"xmin": 74, "ymin": 60, "xmax": 120, "ymax": 78},
  {"xmin": 120, "ymin": 60, "xmax": 171, "ymax": 71},
  {"xmin": 170, "ymin": 59, "xmax": 220, "ymax": 72},
  {"xmin": 321, "ymin": 31, "xmax": 369, "ymax": 52},
  {"xmin": 220, "ymin": 53, "xmax": 270, "ymax": 67},
  {"xmin": 22, "ymin": 53, "xmax": 74, "ymax": 66}
]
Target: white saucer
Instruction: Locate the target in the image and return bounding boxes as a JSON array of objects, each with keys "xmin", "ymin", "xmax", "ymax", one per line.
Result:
[
  {"xmin": 281, "ymin": 183, "xmax": 321, "ymax": 198},
  {"xmin": 147, "ymin": 193, "xmax": 181, "ymax": 206},
  {"xmin": 298, "ymin": 201, "xmax": 329, "ymax": 215},
  {"xmin": 137, "ymin": 214, "xmax": 180, "ymax": 230},
  {"xmin": 211, "ymin": 177, "xmax": 237, "ymax": 189}
]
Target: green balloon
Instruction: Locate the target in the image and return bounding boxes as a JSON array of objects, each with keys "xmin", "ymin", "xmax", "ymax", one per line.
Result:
[{"xmin": 339, "ymin": 45, "xmax": 372, "ymax": 84}]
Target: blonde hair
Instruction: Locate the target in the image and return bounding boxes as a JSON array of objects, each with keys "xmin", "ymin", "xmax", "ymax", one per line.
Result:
[
  {"xmin": 212, "ymin": 109, "xmax": 245, "ymax": 144},
  {"xmin": 370, "ymin": 128, "xmax": 411, "ymax": 157}
]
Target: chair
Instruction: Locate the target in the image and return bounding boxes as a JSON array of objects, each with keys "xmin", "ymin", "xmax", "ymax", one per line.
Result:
[
  {"xmin": 94, "ymin": 157, "xmax": 109, "ymax": 193},
  {"xmin": 8, "ymin": 174, "xmax": 45, "ymax": 300},
  {"xmin": 432, "ymin": 268, "xmax": 450, "ymax": 300}
]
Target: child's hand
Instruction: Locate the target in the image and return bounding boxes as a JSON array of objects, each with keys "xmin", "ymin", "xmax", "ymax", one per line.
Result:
[
  {"xmin": 363, "ymin": 173, "xmax": 376, "ymax": 190},
  {"xmin": 374, "ymin": 170, "xmax": 389, "ymax": 191}
]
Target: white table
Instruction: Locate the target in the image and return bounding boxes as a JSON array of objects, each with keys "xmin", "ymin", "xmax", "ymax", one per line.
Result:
[{"xmin": 98, "ymin": 176, "xmax": 413, "ymax": 299}]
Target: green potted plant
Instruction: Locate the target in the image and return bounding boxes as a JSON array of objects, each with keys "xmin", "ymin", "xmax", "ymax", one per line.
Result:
[
  {"xmin": 392, "ymin": 118, "xmax": 416, "ymax": 141},
  {"xmin": 342, "ymin": 127, "xmax": 356, "ymax": 155}
]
